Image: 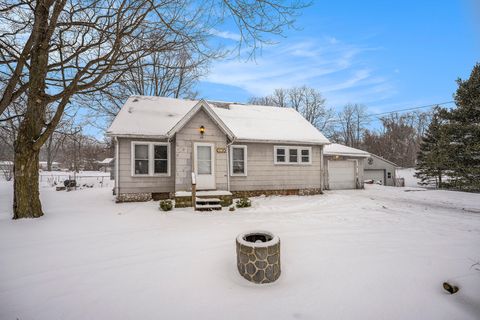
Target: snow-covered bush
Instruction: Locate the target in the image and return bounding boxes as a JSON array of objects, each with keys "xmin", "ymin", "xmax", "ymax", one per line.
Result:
[
  {"xmin": 236, "ymin": 197, "xmax": 251, "ymax": 208},
  {"xmin": 159, "ymin": 200, "xmax": 173, "ymax": 211}
]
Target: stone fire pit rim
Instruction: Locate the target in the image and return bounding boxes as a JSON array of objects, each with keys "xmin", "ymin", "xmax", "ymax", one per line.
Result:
[{"xmin": 236, "ymin": 230, "xmax": 279, "ymax": 248}]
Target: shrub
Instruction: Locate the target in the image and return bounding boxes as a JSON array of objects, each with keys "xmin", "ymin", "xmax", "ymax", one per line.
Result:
[
  {"xmin": 229, "ymin": 206, "xmax": 236, "ymax": 212},
  {"xmin": 235, "ymin": 197, "xmax": 251, "ymax": 208},
  {"xmin": 159, "ymin": 199, "xmax": 173, "ymax": 211}
]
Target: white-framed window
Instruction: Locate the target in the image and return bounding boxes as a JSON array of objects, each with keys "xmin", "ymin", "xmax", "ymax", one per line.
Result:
[
  {"xmin": 230, "ymin": 145, "xmax": 247, "ymax": 176},
  {"xmin": 131, "ymin": 141, "xmax": 170, "ymax": 176},
  {"xmin": 274, "ymin": 146, "xmax": 312, "ymax": 165}
]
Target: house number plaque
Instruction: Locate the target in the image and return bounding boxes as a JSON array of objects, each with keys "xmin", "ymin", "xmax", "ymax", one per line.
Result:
[{"xmin": 216, "ymin": 148, "xmax": 226, "ymax": 153}]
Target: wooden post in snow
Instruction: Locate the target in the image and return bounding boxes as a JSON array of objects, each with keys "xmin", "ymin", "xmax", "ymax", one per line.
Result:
[{"xmin": 191, "ymin": 172, "xmax": 196, "ymax": 211}]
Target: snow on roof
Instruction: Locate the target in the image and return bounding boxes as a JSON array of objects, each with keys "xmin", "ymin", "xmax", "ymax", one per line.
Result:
[
  {"xmin": 107, "ymin": 96, "xmax": 330, "ymax": 144},
  {"xmin": 211, "ymin": 103, "xmax": 329, "ymax": 144},
  {"xmin": 107, "ymin": 96, "xmax": 197, "ymax": 137},
  {"xmin": 324, "ymin": 143, "xmax": 370, "ymax": 157},
  {"xmin": 99, "ymin": 158, "xmax": 114, "ymax": 164}
]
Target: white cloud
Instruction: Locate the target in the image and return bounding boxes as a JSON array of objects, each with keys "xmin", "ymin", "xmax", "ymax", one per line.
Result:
[
  {"xmin": 202, "ymin": 37, "xmax": 395, "ymax": 107},
  {"xmin": 210, "ymin": 29, "xmax": 241, "ymax": 41}
]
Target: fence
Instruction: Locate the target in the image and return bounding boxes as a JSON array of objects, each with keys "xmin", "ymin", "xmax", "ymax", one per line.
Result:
[{"xmin": 39, "ymin": 173, "xmax": 112, "ymax": 188}]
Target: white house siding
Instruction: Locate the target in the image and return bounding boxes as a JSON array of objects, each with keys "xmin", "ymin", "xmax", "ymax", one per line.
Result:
[
  {"xmin": 229, "ymin": 143, "xmax": 322, "ymax": 192},
  {"xmin": 175, "ymin": 109, "xmax": 228, "ymax": 191},
  {"xmin": 117, "ymin": 137, "xmax": 175, "ymax": 194}
]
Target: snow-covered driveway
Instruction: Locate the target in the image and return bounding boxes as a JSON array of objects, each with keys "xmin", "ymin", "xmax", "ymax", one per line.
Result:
[{"xmin": 0, "ymin": 182, "xmax": 479, "ymax": 320}]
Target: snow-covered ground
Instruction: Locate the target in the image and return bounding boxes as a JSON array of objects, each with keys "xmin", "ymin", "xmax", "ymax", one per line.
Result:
[
  {"xmin": 396, "ymin": 167, "xmax": 421, "ymax": 187},
  {"xmin": 0, "ymin": 182, "xmax": 479, "ymax": 320}
]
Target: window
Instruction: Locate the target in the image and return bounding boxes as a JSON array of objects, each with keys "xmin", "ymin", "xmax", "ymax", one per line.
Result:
[
  {"xmin": 301, "ymin": 149, "xmax": 310, "ymax": 163},
  {"xmin": 289, "ymin": 149, "xmax": 298, "ymax": 162},
  {"xmin": 387, "ymin": 172, "xmax": 392, "ymax": 179},
  {"xmin": 230, "ymin": 145, "xmax": 247, "ymax": 176},
  {"xmin": 197, "ymin": 146, "xmax": 212, "ymax": 175},
  {"xmin": 131, "ymin": 142, "xmax": 170, "ymax": 176},
  {"xmin": 276, "ymin": 148, "xmax": 286, "ymax": 163},
  {"xmin": 154, "ymin": 145, "xmax": 168, "ymax": 174},
  {"xmin": 134, "ymin": 144, "xmax": 149, "ymax": 175},
  {"xmin": 274, "ymin": 146, "xmax": 312, "ymax": 165}
]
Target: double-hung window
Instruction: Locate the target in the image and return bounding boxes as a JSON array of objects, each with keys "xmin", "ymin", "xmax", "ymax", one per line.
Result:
[
  {"xmin": 134, "ymin": 144, "xmax": 149, "ymax": 175},
  {"xmin": 230, "ymin": 145, "xmax": 247, "ymax": 176},
  {"xmin": 274, "ymin": 146, "xmax": 312, "ymax": 165},
  {"xmin": 132, "ymin": 142, "xmax": 170, "ymax": 176}
]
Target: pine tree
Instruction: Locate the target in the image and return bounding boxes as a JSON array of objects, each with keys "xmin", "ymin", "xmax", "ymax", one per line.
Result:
[
  {"xmin": 415, "ymin": 108, "xmax": 450, "ymax": 188},
  {"xmin": 440, "ymin": 63, "xmax": 480, "ymax": 191}
]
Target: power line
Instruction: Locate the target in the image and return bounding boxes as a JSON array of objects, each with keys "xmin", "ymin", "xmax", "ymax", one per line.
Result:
[
  {"xmin": 326, "ymin": 100, "xmax": 455, "ymax": 123},
  {"xmin": 364, "ymin": 100, "xmax": 455, "ymax": 118}
]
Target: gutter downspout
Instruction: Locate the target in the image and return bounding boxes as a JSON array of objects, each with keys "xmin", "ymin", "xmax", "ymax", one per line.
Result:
[
  {"xmin": 226, "ymin": 136, "xmax": 236, "ymax": 191},
  {"xmin": 320, "ymin": 144, "xmax": 324, "ymax": 192},
  {"xmin": 114, "ymin": 136, "xmax": 119, "ymax": 198}
]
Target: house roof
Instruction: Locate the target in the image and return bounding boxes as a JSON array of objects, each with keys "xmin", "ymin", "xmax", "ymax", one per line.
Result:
[
  {"xmin": 107, "ymin": 96, "xmax": 330, "ymax": 145},
  {"xmin": 99, "ymin": 158, "xmax": 114, "ymax": 164},
  {"xmin": 323, "ymin": 143, "xmax": 370, "ymax": 157},
  {"xmin": 369, "ymin": 153, "xmax": 399, "ymax": 167}
]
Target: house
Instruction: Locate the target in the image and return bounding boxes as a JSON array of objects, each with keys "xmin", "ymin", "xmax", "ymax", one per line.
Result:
[
  {"xmin": 39, "ymin": 161, "xmax": 61, "ymax": 171},
  {"xmin": 107, "ymin": 96, "xmax": 330, "ymax": 206},
  {"xmin": 364, "ymin": 153, "xmax": 399, "ymax": 186},
  {"xmin": 323, "ymin": 143, "xmax": 370, "ymax": 190},
  {"xmin": 98, "ymin": 158, "xmax": 114, "ymax": 172}
]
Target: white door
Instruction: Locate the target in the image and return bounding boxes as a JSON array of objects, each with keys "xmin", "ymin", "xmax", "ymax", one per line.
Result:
[
  {"xmin": 364, "ymin": 169, "xmax": 385, "ymax": 185},
  {"xmin": 194, "ymin": 143, "xmax": 216, "ymax": 190},
  {"xmin": 328, "ymin": 160, "xmax": 356, "ymax": 190}
]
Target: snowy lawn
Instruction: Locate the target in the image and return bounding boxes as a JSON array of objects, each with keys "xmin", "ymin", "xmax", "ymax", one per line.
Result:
[{"xmin": 1, "ymin": 182, "xmax": 479, "ymax": 320}]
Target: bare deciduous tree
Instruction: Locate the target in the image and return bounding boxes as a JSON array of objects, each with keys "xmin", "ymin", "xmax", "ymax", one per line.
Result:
[
  {"xmin": 0, "ymin": 0, "xmax": 308, "ymax": 219},
  {"xmin": 249, "ymin": 86, "xmax": 334, "ymax": 131},
  {"xmin": 335, "ymin": 104, "xmax": 369, "ymax": 148}
]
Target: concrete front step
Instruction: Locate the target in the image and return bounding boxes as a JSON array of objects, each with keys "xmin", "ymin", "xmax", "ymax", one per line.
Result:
[
  {"xmin": 195, "ymin": 197, "xmax": 222, "ymax": 211},
  {"xmin": 175, "ymin": 190, "xmax": 232, "ymax": 208},
  {"xmin": 195, "ymin": 203, "xmax": 222, "ymax": 211}
]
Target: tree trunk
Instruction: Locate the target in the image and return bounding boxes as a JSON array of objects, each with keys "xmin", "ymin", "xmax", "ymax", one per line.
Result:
[
  {"xmin": 12, "ymin": 0, "xmax": 52, "ymax": 219},
  {"xmin": 46, "ymin": 134, "xmax": 53, "ymax": 171},
  {"xmin": 13, "ymin": 138, "xmax": 43, "ymax": 219}
]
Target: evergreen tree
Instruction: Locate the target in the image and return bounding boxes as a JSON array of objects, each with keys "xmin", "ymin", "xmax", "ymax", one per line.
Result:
[
  {"xmin": 415, "ymin": 108, "xmax": 450, "ymax": 188},
  {"xmin": 441, "ymin": 63, "xmax": 480, "ymax": 191}
]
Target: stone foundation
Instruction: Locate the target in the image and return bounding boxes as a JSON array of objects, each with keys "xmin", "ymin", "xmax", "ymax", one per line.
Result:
[
  {"xmin": 236, "ymin": 231, "xmax": 281, "ymax": 284},
  {"xmin": 232, "ymin": 188, "xmax": 322, "ymax": 198},
  {"xmin": 152, "ymin": 192, "xmax": 172, "ymax": 201},
  {"xmin": 116, "ymin": 193, "xmax": 152, "ymax": 203}
]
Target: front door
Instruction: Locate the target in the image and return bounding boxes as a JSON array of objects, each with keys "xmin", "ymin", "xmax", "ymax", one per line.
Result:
[{"xmin": 194, "ymin": 142, "xmax": 216, "ymax": 190}]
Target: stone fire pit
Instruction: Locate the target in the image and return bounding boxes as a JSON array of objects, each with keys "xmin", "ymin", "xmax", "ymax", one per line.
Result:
[{"xmin": 236, "ymin": 231, "xmax": 281, "ymax": 283}]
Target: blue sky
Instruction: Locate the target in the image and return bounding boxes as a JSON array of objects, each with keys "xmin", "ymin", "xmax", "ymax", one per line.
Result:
[{"xmin": 195, "ymin": 0, "xmax": 480, "ymax": 115}]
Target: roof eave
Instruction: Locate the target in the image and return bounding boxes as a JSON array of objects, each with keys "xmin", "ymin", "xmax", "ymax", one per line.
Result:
[{"xmin": 234, "ymin": 138, "xmax": 330, "ymax": 145}]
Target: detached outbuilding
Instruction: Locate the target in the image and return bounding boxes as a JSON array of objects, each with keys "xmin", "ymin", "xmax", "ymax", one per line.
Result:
[
  {"xmin": 364, "ymin": 154, "xmax": 398, "ymax": 186},
  {"xmin": 323, "ymin": 144, "xmax": 370, "ymax": 190}
]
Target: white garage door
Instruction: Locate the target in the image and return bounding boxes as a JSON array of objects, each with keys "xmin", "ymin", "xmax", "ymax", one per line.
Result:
[
  {"xmin": 328, "ymin": 160, "xmax": 356, "ymax": 190},
  {"xmin": 364, "ymin": 169, "xmax": 385, "ymax": 185}
]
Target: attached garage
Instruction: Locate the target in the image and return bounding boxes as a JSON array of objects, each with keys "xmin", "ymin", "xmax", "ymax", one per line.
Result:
[
  {"xmin": 327, "ymin": 160, "xmax": 356, "ymax": 190},
  {"xmin": 364, "ymin": 169, "xmax": 385, "ymax": 184},
  {"xmin": 323, "ymin": 144, "xmax": 370, "ymax": 190}
]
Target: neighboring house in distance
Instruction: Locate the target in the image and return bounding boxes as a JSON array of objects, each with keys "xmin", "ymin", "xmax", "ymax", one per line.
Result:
[
  {"xmin": 323, "ymin": 143, "xmax": 370, "ymax": 190},
  {"xmin": 107, "ymin": 96, "xmax": 330, "ymax": 205},
  {"xmin": 364, "ymin": 154, "xmax": 399, "ymax": 186},
  {"xmin": 98, "ymin": 158, "xmax": 114, "ymax": 172},
  {"xmin": 39, "ymin": 161, "xmax": 61, "ymax": 171}
]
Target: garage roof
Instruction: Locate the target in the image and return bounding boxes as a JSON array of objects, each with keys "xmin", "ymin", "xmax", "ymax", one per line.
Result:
[{"xmin": 324, "ymin": 143, "xmax": 370, "ymax": 157}]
